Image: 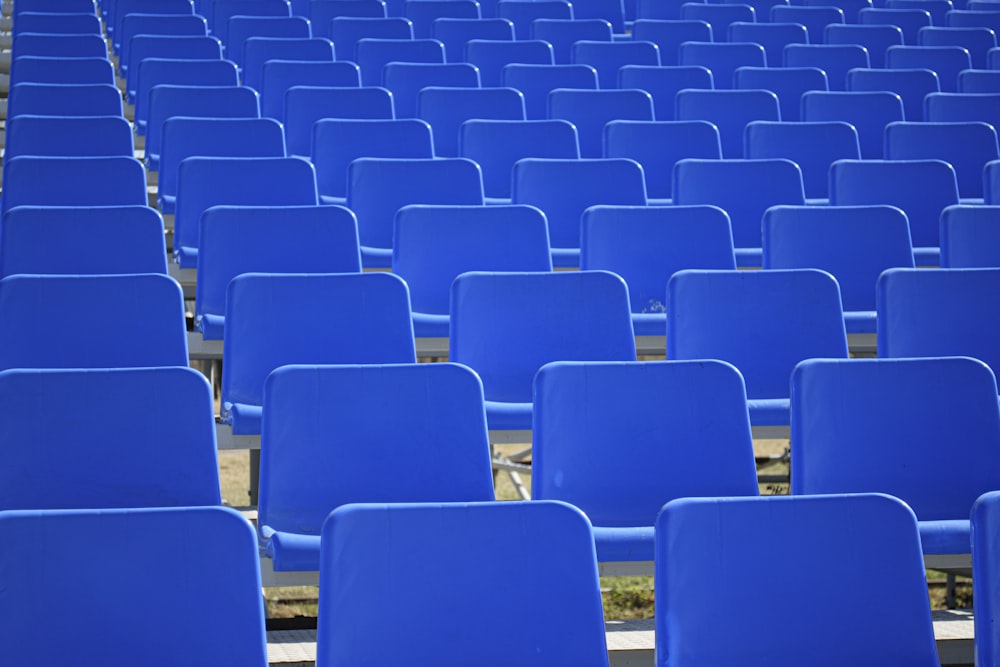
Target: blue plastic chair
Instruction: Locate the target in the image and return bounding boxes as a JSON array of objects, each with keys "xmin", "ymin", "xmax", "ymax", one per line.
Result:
[
  {"xmin": 432, "ymin": 16, "xmax": 514, "ymax": 60},
  {"xmin": 196, "ymin": 205, "xmax": 362, "ymax": 340},
  {"xmin": 972, "ymin": 490, "xmax": 1000, "ymax": 667},
  {"xmin": 143, "ymin": 85, "xmax": 260, "ymax": 171},
  {"xmin": 678, "ymin": 40, "xmax": 766, "ymax": 88},
  {"xmin": 885, "ymin": 121, "xmax": 999, "ymax": 200},
  {"xmin": 13, "ymin": 11, "xmax": 102, "ymax": 35},
  {"xmin": 173, "ymin": 156, "xmax": 319, "ymax": 268},
  {"xmin": 619, "ymin": 65, "xmax": 714, "ymax": 120},
  {"xmin": 762, "ymin": 205, "xmax": 914, "ymax": 342},
  {"xmin": 348, "ymin": 157, "xmax": 485, "ymax": 267},
  {"xmin": 6, "ymin": 82, "xmax": 123, "ymax": 120},
  {"xmin": 11, "ymin": 32, "xmax": 107, "ymax": 61},
  {"xmin": 580, "ymin": 204, "xmax": 735, "ymax": 337},
  {"xmin": 284, "ymin": 85, "xmax": 395, "ymax": 157},
  {"xmin": 680, "ymin": 2, "xmax": 756, "ymax": 39},
  {"xmin": 3, "ymin": 115, "xmax": 133, "ymax": 161},
  {"xmin": 10, "ymin": 55, "xmax": 114, "ymax": 86},
  {"xmin": 860, "ymin": 6, "xmax": 932, "ymax": 43},
  {"xmin": 887, "ymin": 0, "xmax": 953, "ymax": 24},
  {"xmin": 948, "ymin": 8, "xmax": 1000, "ymax": 30},
  {"xmin": 990, "ymin": 160, "xmax": 1000, "ymax": 204},
  {"xmin": 803, "ymin": 0, "xmax": 871, "ymax": 22},
  {"xmin": 744, "ymin": 121, "xmax": 860, "ymax": 201},
  {"xmin": 0, "ymin": 206, "xmax": 167, "ymax": 278},
  {"xmin": 675, "ymin": 89, "xmax": 780, "ymax": 158},
  {"xmin": 919, "ymin": 25, "xmax": 997, "ymax": 67},
  {"xmin": 800, "ymin": 90, "xmax": 904, "ymax": 158},
  {"xmin": 449, "ymin": 270, "xmax": 637, "ymax": 434},
  {"xmin": 925, "ymin": 91, "xmax": 1000, "ymax": 128},
  {"xmin": 464, "ymin": 39, "xmax": 553, "ymax": 86},
  {"xmin": 830, "ymin": 159, "xmax": 959, "ymax": 264},
  {"xmin": 572, "ymin": 0, "xmax": 628, "ymax": 33},
  {"xmin": 547, "ymin": 88, "xmax": 654, "ymax": 158},
  {"xmin": 259, "ymin": 60, "xmax": 361, "ymax": 120},
  {"xmin": 570, "ymin": 39, "xmax": 660, "ymax": 88},
  {"xmin": 603, "ymin": 120, "xmax": 722, "ymax": 203},
  {"xmin": 512, "ymin": 158, "xmax": 648, "ymax": 267},
  {"xmin": 118, "ymin": 14, "xmax": 208, "ymax": 77},
  {"xmin": 501, "ymin": 63, "xmax": 599, "ymax": 119},
  {"xmin": 355, "ymin": 38, "xmax": 445, "ymax": 86},
  {"xmin": 534, "ymin": 359, "xmax": 757, "ymax": 566},
  {"xmin": 845, "ymin": 67, "xmax": 940, "ymax": 120},
  {"xmin": 329, "ymin": 16, "xmax": 413, "ymax": 59},
  {"xmin": 212, "ymin": 0, "xmax": 292, "ymax": 47},
  {"xmin": 221, "ymin": 272, "xmax": 417, "ymax": 434},
  {"xmin": 1, "ymin": 156, "xmax": 147, "ymax": 216},
  {"xmin": 11, "ymin": 0, "xmax": 98, "ymax": 13},
  {"xmin": 111, "ymin": 0, "xmax": 195, "ymax": 53},
  {"xmin": 393, "ymin": 204, "xmax": 553, "ymax": 339},
  {"xmin": 459, "ymin": 119, "xmax": 580, "ymax": 201},
  {"xmin": 310, "ymin": 0, "xmax": 388, "ymax": 38},
  {"xmin": 655, "ymin": 494, "xmax": 940, "ymax": 667},
  {"xmin": 313, "ymin": 118, "xmax": 435, "ymax": 203},
  {"xmin": 730, "ymin": 22, "xmax": 809, "ymax": 66},
  {"xmin": 417, "ymin": 86, "xmax": 526, "ymax": 156},
  {"xmin": 259, "ymin": 363, "xmax": 494, "ymax": 572},
  {"xmin": 673, "ymin": 158, "xmax": 805, "ymax": 266},
  {"xmin": 667, "ymin": 268, "xmax": 848, "ymax": 427},
  {"xmin": 0, "ymin": 367, "xmax": 219, "ymax": 510},
  {"xmin": 531, "ymin": 18, "xmax": 613, "ymax": 64},
  {"xmin": 124, "ymin": 34, "xmax": 222, "ymax": 103},
  {"xmin": 242, "ymin": 36, "xmax": 335, "ymax": 91},
  {"xmin": 226, "ymin": 16, "xmax": 312, "ymax": 69},
  {"xmin": 382, "ymin": 61, "xmax": 481, "ymax": 118},
  {"xmin": 132, "ymin": 59, "xmax": 240, "ymax": 135},
  {"xmin": 317, "ymin": 501, "xmax": 609, "ymax": 667},
  {"xmin": 825, "ymin": 23, "xmax": 904, "ymax": 67},
  {"xmin": 636, "ymin": 0, "xmax": 691, "ymax": 19},
  {"xmin": 733, "ymin": 67, "xmax": 828, "ymax": 122},
  {"xmin": 878, "ymin": 267, "xmax": 1000, "ymax": 376},
  {"xmin": 940, "ymin": 204, "xmax": 1000, "ymax": 267},
  {"xmin": 404, "ymin": 0, "xmax": 481, "ymax": 37},
  {"xmin": 0, "ymin": 507, "xmax": 267, "ymax": 667},
  {"xmin": 497, "ymin": 0, "xmax": 574, "ymax": 39},
  {"xmin": 157, "ymin": 117, "xmax": 286, "ymax": 214},
  {"xmin": 629, "ymin": 20, "xmax": 711, "ymax": 67},
  {"xmin": 0, "ymin": 273, "xmax": 189, "ymax": 371},
  {"xmin": 792, "ymin": 356, "xmax": 1000, "ymax": 558},
  {"xmin": 887, "ymin": 43, "xmax": 972, "ymax": 90},
  {"xmin": 771, "ymin": 4, "xmax": 846, "ymax": 42},
  {"xmin": 960, "ymin": 68, "xmax": 1000, "ymax": 91},
  {"xmin": 783, "ymin": 43, "xmax": 871, "ymax": 90}
]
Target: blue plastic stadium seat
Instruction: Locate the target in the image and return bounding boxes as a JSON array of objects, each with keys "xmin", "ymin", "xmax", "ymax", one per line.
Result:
[
  {"xmin": 801, "ymin": 90, "xmax": 904, "ymax": 158},
  {"xmin": 1, "ymin": 156, "xmax": 147, "ymax": 216},
  {"xmin": 675, "ymin": 88, "xmax": 780, "ymax": 157},
  {"xmin": 497, "ymin": 0, "xmax": 574, "ymax": 39},
  {"xmin": 310, "ymin": 0, "xmax": 388, "ymax": 39},
  {"xmin": 10, "ymin": 55, "xmax": 114, "ymax": 86},
  {"xmin": 118, "ymin": 14, "xmax": 208, "ymax": 77},
  {"xmin": 924, "ymin": 91, "xmax": 1000, "ymax": 128},
  {"xmin": 227, "ymin": 16, "xmax": 312, "ymax": 70},
  {"xmin": 211, "ymin": 0, "xmax": 292, "ymax": 47},
  {"xmin": 971, "ymin": 491, "xmax": 1000, "ymax": 667},
  {"xmin": 4, "ymin": 115, "xmax": 133, "ymax": 160},
  {"xmin": 259, "ymin": 363, "xmax": 495, "ymax": 571},
  {"xmin": 940, "ymin": 204, "xmax": 1000, "ymax": 267},
  {"xmin": 132, "ymin": 59, "xmax": 240, "ymax": 135},
  {"xmin": 502, "ymin": 63, "xmax": 599, "ymax": 119},
  {"xmin": 783, "ymin": 43, "xmax": 871, "ymax": 90},
  {"xmin": 885, "ymin": 121, "xmax": 999, "ymax": 200},
  {"xmin": 548, "ymin": 88, "xmax": 654, "ymax": 158},
  {"xmin": 432, "ymin": 17, "xmax": 514, "ymax": 61},
  {"xmin": 260, "ymin": 61, "xmax": 362, "ymax": 120},
  {"xmin": 464, "ymin": 39, "xmax": 553, "ymax": 86},
  {"xmin": 771, "ymin": 4, "xmax": 846, "ymax": 42},
  {"xmin": 572, "ymin": 0, "xmax": 628, "ymax": 33},
  {"xmin": 825, "ymin": 23, "xmax": 904, "ymax": 67},
  {"xmin": 417, "ymin": 86, "xmax": 526, "ymax": 157},
  {"xmin": 124, "ymin": 34, "xmax": 222, "ymax": 103},
  {"xmin": 532, "ymin": 18, "xmax": 613, "ymax": 64},
  {"xmin": 887, "ymin": 43, "xmax": 972, "ymax": 90},
  {"xmin": 680, "ymin": 2, "xmax": 756, "ymax": 39},
  {"xmin": 284, "ymin": 86, "xmax": 395, "ymax": 158},
  {"xmin": 329, "ymin": 16, "xmax": 414, "ymax": 59},
  {"xmin": 619, "ymin": 65, "xmax": 714, "ymax": 120},
  {"xmin": 919, "ymin": 25, "xmax": 997, "ymax": 68},
  {"xmin": 959, "ymin": 69, "xmax": 1000, "ymax": 91},
  {"xmin": 7, "ymin": 82, "xmax": 123, "ymax": 120},
  {"xmin": 404, "ymin": 0, "xmax": 480, "ymax": 38},
  {"xmin": 678, "ymin": 40, "xmax": 766, "ymax": 88},
  {"xmin": 13, "ymin": 11, "xmax": 102, "ymax": 35},
  {"xmin": 355, "ymin": 38, "xmax": 445, "ymax": 86},
  {"xmin": 733, "ymin": 66, "xmax": 829, "ymax": 122},
  {"xmin": 241, "ymin": 36, "xmax": 335, "ymax": 91},
  {"xmin": 730, "ymin": 22, "xmax": 808, "ymax": 66},
  {"xmin": 860, "ymin": 7, "xmax": 932, "ymax": 44},
  {"xmin": 845, "ymin": 67, "xmax": 940, "ymax": 120},
  {"xmin": 111, "ymin": 0, "xmax": 194, "ymax": 54},
  {"xmin": 630, "ymin": 19, "xmax": 712, "ymax": 66},
  {"xmin": 803, "ymin": 0, "xmax": 872, "ymax": 22},
  {"xmin": 382, "ymin": 61, "xmax": 481, "ymax": 118},
  {"xmin": 571, "ymin": 39, "xmax": 660, "ymax": 88}
]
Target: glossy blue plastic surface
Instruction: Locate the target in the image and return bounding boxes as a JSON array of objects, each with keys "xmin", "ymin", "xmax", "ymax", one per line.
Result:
[
  {"xmin": 772, "ymin": 4, "xmax": 846, "ymax": 42},
  {"xmin": 111, "ymin": 0, "xmax": 194, "ymax": 53},
  {"xmin": 0, "ymin": 367, "xmax": 220, "ymax": 510},
  {"xmin": 667, "ymin": 269, "xmax": 848, "ymax": 419},
  {"xmin": 383, "ymin": 61, "xmax": 480, "ymax": 118},
  {"xmin": 734, "ymin": 66, "xmax": 828, "ymax": 122},
  {"xmin": 417, "ymin": 86, "xmax": 525, "ymax": 157},
  {"xmin": 581, "ymin": 205, "xmax": 735, "ymax": 335},
  {"xmin": 0, "ymin": 273, "xmax": 188, "ymax": 370},
  {"xmin": 972, "ymin": 491, "xmax": 1000, "ymax": 667},
  {"xmin": 846, "ymin": 67, "xmax": 939, "ymax": 120},
  {"xmin": 925, "ymin": 91, "xmax": 1000, "ymax": 129},
  {"xmin": 227, "ymin": 16, "xmax": 311, "ymax": 68},
  {"xmin": 432, "ymin": 16, "xmax": 514, "ymax": 60},
  {"xmin": 243, "ymin": 36, "xmax": 335, "ymax": 91},
  {"xmin": 310, "ymin": 0, "xmax": 388, "ymax": 39},
  {"xmin": 549, "ymin": 88, "xmax": 654, "ymax": 158},
  {"xmin": 7, "ymin": 82, "xmax": 123, "ymax": 119},
  {"xmin": 259, "ymin": 363, "xmax": 494, "ymax": 570},
  {"xmin": 678, "ymin": 41, "xmax": 766, "ymax": 89},
  {"xmin": 885, "ymin": 121, "xmax": 998, "ymax": 199},
  {"xmin": 860, "ymin": 7, "xmax": 932, "ymax": 44},
  {"xmin": 465, "ymin": 39, "xmax": 552, "ymax": 86},
  {"xmin": 285, "ymin": 86, "xmax": 394, "ymax": 159},
  {"xmin": 0, "ymin": 205, "xmax": 167, "ymax": 277},
  {"xmin": 959, "ymin": 69, "xmax": 1000, "ymax": 92},
  {"xmin": 744, "ymin": 121, "xmax": 859, "ymax": 200},
  {"xmin": 887, "ymin": 44, "xmax": 972, "ymax": 90},
  {"xmin": 212, "ymin": 0, "xmax": 291, "ymax": 46},
  {"xmin": 940, "ymin": 204, "xmax": 1000, "ymax": 267},
  {"xmin": 221, "ymin": 272, "xmax": 416, "ymax": 434},
  {"xmin": 877, "ymin": 267, "xmax": 1000, "ymax": 376},
  {"xmin": 1, "ymin": 155, "xmax": 147, "ymax": 215},
  {"xmin": 680, "ymin": 2, "xmax": 755, "ymax": 39},
  {"xmin": 196, "ymin": 205, "xmax": 361, "ymax": 339},
  {"xmin": 990, "ymin": 160, "xmax": 1000, "ymax": 204},
  {"xmin": 501, "ymin": 63, "xmax": 598, "ymax": 119},
  {"xmin": 329, "ymin": 16, "xmax": 413, "ymax": 59},
  {"xmin": 801, "ymin": 90, "xmax": 904, "ymax": 158},
  {"xmin": 792, "ymin": 356, "xmax": 1000, "ymax": 554},
  {"xmin": 571, "ymin": 39, "xmax": 659, "ymax": 87},
  {"xmin": 124, "ymin": 35, "xmax": 222, "ymax": 102},
  {"xmin": 12, "ymin": 32, "xmax": 107, "ymax": 60},
  {"xmin": 729, "ymin": 22, "xmax": 807, "ymax": 66},
  {"xmin": 0, "ymin": 507, "xmax": 268, "ymax": 667},
  {"xmin": 655, "ymin": 494, "xmax": 939, "ymax": 667},
  {"xmin": 11, "ymin": 55, "xmax": 113, "ymax": 86},
  {"xmin": 675, "ymin": 89, "xmax": 780, "ymax": 157},
  {"xmin": 118, "ymin": 14, "xmax": 207, "ymax": 75},
  {"xmin": 14, "ymin": 11, "xmax": 102, "ymax": 35},
  {"xmin": 619, "ymin": 65, "xmax": 713, "ymax": 120},
  {"xmin": 826, "ymin": 24, "xmax": 903, "ymax": 67},
  {"xmin": 260, "ymin": 60, "xmax": 361, "ymax": 120},
  {"xmin": 4, "ymin": 114, "xmax": 132, "ymax": 160},
  {"xmin": 404, "ymin": 0, "xmax": 480, "ymax": 37},
  {"xmin": 355, "ymin": 37, "xmax": 444, "ymax": 86},
  {"xmin": 919, "ymin": 25, "xmax": 996, "ymax": 67},
  {"xmin": 317, "ymin": 501, "xmax": 609, "ymax": 667},
  {"xmin": 533, "ymin": 18, "xmax": 613, "ymax": 63},
  {"xmin": 533, "ymin": 360, "xmax": 758, "ymax": 561},
  {"xmin": 393, "ymin": 204, "xmax": 552, "ymax": 337},
  {"xmin": 132, "ymin": 59, "xmax": 239, "ymax": 133},
  {"xmin": 497, "ymin": 0, "xmax": 574, "ymax": 38},
  {"xmin": 784, "ymin": 43, "xmax": 870, "ymax": 90}
]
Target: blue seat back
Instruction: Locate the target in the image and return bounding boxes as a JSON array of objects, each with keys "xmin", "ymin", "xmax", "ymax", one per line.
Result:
[
  {"xmin": 212, "ymin": 0, "xmax": 292, "ymax": 46},
  {"xmin": 260, "ymin": 60, "xmax": 361, "ymax": 120},
  {"xmin": 919, "ymin": 25, "xmax": 997, "ymax": 68},
  {"xmin": 118, "ymin": 14, "xmax": 208, "ymax": 75},
  {"xmin": 432, "ymin": 16, "xmax": 515, "ymax": 61},
  {"xmin": 803, "ymin": 0, "xmax": 872, "ymax": 22},
  {"xmin": 762, "ymin": 204, "xmax": 914, "ymax": 312},
  {"xmin": 925, "ymin": 91, "xmax": 1000, "ymax": 128},
  {"xmin": 666, "ymin": 268, "xmax": 848, "ymax": 399},
  {"xmin": 829, "ymin": 159, "xmax": 959, "ymax": 250},
  {"xmin": 744, "ymin": 120, "xmax": 859, "ymax": 199},
  {"xmin": 548, "ymin": 88, "xmax": 655, "ymax": 158},
  {"xmin": 112, "ymin": 0, "xmax": 195, "ymax": 53},
  {"xmin": 404, "ymin": 0, "xmax": 481, "ymax": 38},
  {"xmin": 783, "ymin": 43, "xmax": 871, "ymax": 90},
  {"xmin": 329, "ymin": 16, "xmax": 414, "ymax": 59},
  {"xmin": 0, "ymin": 507, "xmax": 267, "ymax": 666},
  {"xmin": 4, "ymin": 115, "xmax": 133, "ymax": 160},
  {"xmin": 310, "ymin": 0, "xmax": 388, "ymax": 39},
  {"xmin": 581, "ymin": 204, "xmax": 735, "ymax": 316},
  {"xmin": 11, "ymin": 55, "xmax": 114, "ymax": 86},
  {"xmin": 887, "ymin": 43, "xmax": 972, "ymax": 90},
  {"xmin": 11, "ymin": 0, "xmax": 97, "ymax": 13},
  {"xmin": 947, "ymin": 8, "xmax": 1000, "ymax": 30},
  {"xmin": 675, "ymin": 89, "xmax": 780, "ymax": 157},
  {"xmin": 860, "ymin": 6, "xmax": 932, "ymax": 43},
  {"xmin": 393, "ymin": 204, "xmax": 553, "ymax": 316},
  {"xmin": 242, "ymin": 36, "xmax": 335, "ymax": 90},
  {"xmin": 532, "ymin": 18, "xmax": 613, "ymax": 64},
  {"xmin": 196, "ymin": 205, "xmax": 362, "ymax": 339},
  {"xmin": 572, "ymin": 0, "xmax": 627, "ymax": 32},
  {"xmin": 533, "ymin": 360, "xmax": 757, "ymax": 527},
  {"xmin": 959, "ymin": 69, "xmax": 1000, "ymax": 92},
  {"xmin": 730, "ymin": 22, "xmax": 809, "ymax": 66},
  {"xmin": 356, "ymin": 37, "xmax": 445, "ymax": 86},
  {"xmin": 801, "ymin": 90, "xmax": 904, "ymax": 158},
  {"xmin": 570, "ymin": 39, "xmax": 660, "ymax": 88},
  {"xmin": 655, "ymin": 494, "xmax": 939, "ymax": 667},
  {"xmin": 383, "ymin": 61, "xmax": 481, "ymax": 118},
  {"xmin": 791, "ymin": 356, "xmax": 1000, "ymax": 521},
  {"xmin": 972, "ymin": 491, "xmax": 1000, "ymax": 667},
  {"xmin": 0, "ymin": 206, "xmax": 167, "ymax": 277},
  {"xmin": 465, "ymin": 39, "xmax": 554, "ymax": 87},
  {"xmin": 285, "ymin": 86, "xmax": 395, "ymax": 157},
  {"xmin": 226, "ymin": 16, "xmax": 313, "ymax": 69},
  {"xmin": 133, "ymin": 59, "xmax": 239, "ymax": 132},
  {"xmin": 1, "ymin": 156, "xmax": 147, "ymax": 215},
  {"xmin": 940, "ymin": 204, "xmax": 1000, "ymax": 267},
  {"xmin": 678, "ymin": 41, "xmax": 767, "ymax": 89},
  {"xmin": 0, "ymin": 273, "xmax": 189, "ymax": 370},
  {"xmin": 877, "ymin": 267, "xmax": 1000, "ymax": 376},
  {"xmin": 630, "ymin": 20, "xmax": 711, "ymax": 66},
  {"xmin": 417, "ymin": 86, "xmax": 526, "ymax": 156},
  {"xmin": 887, "ymin": 0, "xmax": 952, "ymax": 25},
  {"xmin": 12, "ymin": 32, "xmax": 107, "ymax": 60},
  {"xmin": 450, "ymin": 271, "xmax": 636, "ymax": 403},
  {"xmin": 501, "ymin": 63, "xmax": 598, "ymax": 119},
  {"xmin": 13, "ymin": 11, "xmax": 102, "ymax": 35},
  {"xmin": 680, "ymin": 3, "xmax": 756, "ymax": 39},
  {"xmin": 884, "ymin": 121, "xmax": 999, "ymax": 199},
  {"xmin": 825, "ymin": 23, "xmax": 903, "ymax": 67},
  {"xmin": 771, "ymin": 4, "xmax": 846, "ymax": 42},
  {"xmin": 733, "ymin": 66, "xmax": 828, "ymax": 122},
  {"xmin": 7, "ymin": 82, "xmax": 123, "ymax": 119},
  {"xmin": 318, "ymin": 501, "xmax": 609, "ymax": 667},
  {"xmin": 259, "ymin": 363, "xmax": 494, "ymax": 537},
  {"xmin": 619, "ymin": 65, "xmax": 714, "ymax": 121},
  {"xmin": 0, "ymin": 367, "xmax": 220, "ymax": 510},
  {"xmin": 497, "ymin": 0, "xmax": 574, "ymax": 38},
  {"xmin": 125, "ymin": 34, "xmax": 222, "ymax": 102},
  {"xmin": 846, "ymin": 67, "xmax": 939, "ymax": 120}
]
